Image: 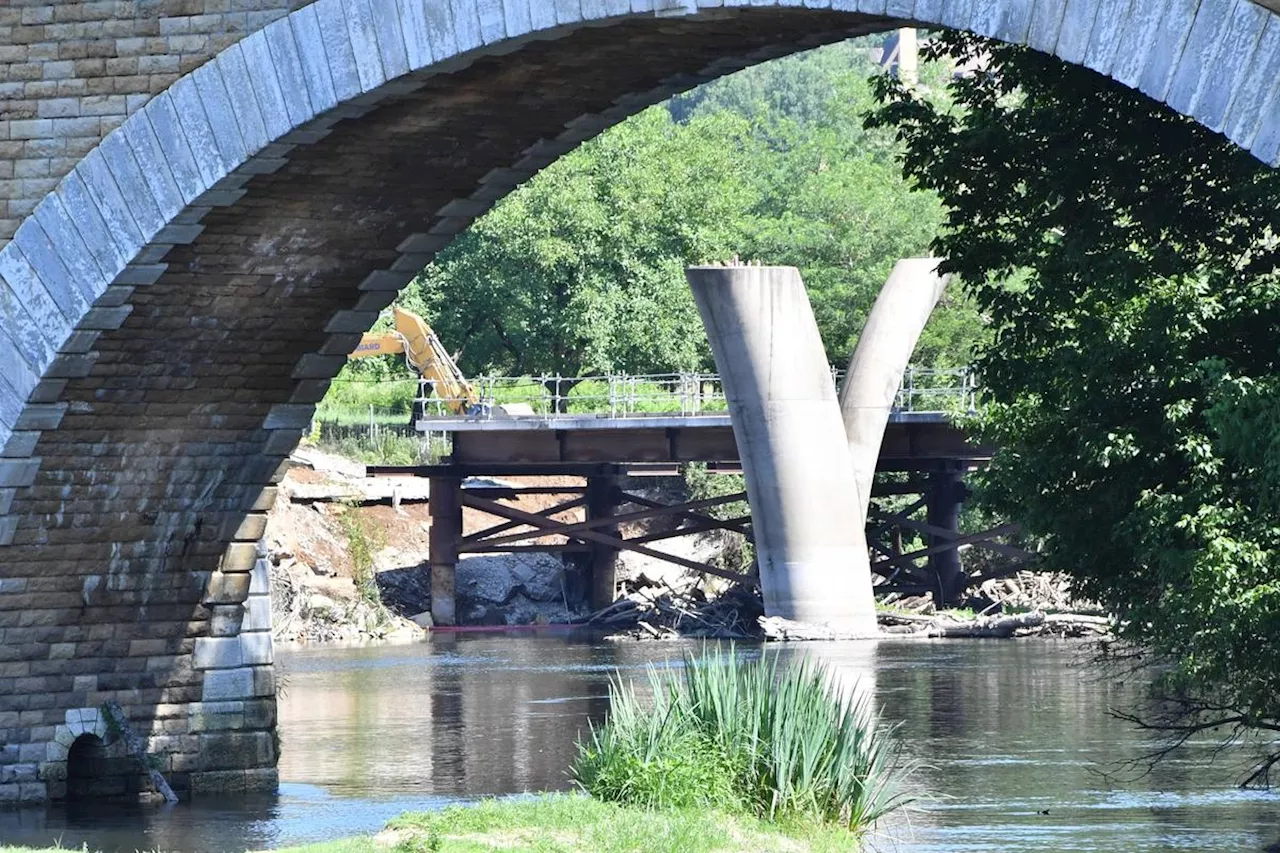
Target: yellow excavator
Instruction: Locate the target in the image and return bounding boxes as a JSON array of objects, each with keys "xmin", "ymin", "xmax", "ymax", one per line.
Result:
[{"xmin": 349, "ymin": 306, "xmax": 488, "ymax": 417}]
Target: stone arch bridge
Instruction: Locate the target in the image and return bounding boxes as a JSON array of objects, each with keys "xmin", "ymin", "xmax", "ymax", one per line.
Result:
[{"xmin": 0, "ymin": 0, "xmax": 1277, "ymax": 803}]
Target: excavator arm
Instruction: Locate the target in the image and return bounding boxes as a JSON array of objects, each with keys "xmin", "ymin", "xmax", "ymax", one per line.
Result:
[
  {"xmin": 350, "ymin": 307, "xmax": 483, "ymax": 416},
  {"xmin": 350, "ymin": 334, "xmax": 406, "ymax": 359}
]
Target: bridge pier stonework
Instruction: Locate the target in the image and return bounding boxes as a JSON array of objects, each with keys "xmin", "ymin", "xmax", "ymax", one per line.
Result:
[
  {"xmin": 687, "ymin": 265, "xmax": 878, "ymax": 634},
  {"xmin": 0, "ymin": 0, "xmax": 1278, "ymax": 803}
]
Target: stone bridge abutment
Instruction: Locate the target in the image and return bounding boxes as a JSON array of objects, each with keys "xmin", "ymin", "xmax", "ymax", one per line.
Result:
[{"xmin": 0, "ymin": 0, "xmax": 1278, "ymax": 803}]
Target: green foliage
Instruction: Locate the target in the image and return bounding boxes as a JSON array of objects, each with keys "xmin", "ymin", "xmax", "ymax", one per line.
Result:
[
  {"xmin": 867, "ymin": 31, "xmax": 1280, "ymax": 753},
  {"xmin": 682, "ymin": 464, "xmax": 754, "ymax": 573},
  {"xmin": 682, "ymin": 464, "xmax": 748, "ymax": 521},
  {"xmin": 409, "ymin": 107, "xmax": 751, "ymax": 377},
  {"xmin": 317, "ymin": 432, "xmax": 445, "ymax": 467},
  {"xmin": 337, "ymin": 504, "xmax": 385, "ymax": 609},
  {"xmin": 401, "ymin": 39, "xmax": 979, "ymax": 376},
  {"xmin": 316, "ymin": 370, "xmax": 418, "ymax": 426},
  {"xmin": 392, "ymin": 832, "xmax": 442, "ymax": 853},
  {"xmin": 572, "ymin": 691, "xmax": 746, "ymax": 812},
  {"xmin": 573, "ymin": 648, "xmax": 909, "ymax": 833}
]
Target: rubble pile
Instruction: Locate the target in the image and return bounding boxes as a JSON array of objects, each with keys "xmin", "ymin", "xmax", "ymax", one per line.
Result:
[
  {"xmin": 584, "ymin": 572, "xmax": 763, "ymax": 640},
  {"xmin": 269, "ymin": 549, "xmax": 422, "ymax": 643}
]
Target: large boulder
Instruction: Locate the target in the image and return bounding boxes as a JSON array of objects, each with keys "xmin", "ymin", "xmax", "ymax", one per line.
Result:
[{"xmin": 456, "ymin": 555, "xmax": 521, "ymax": 604}]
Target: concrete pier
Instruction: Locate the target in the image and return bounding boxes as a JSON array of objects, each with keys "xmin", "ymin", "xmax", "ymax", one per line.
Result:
[
  {"xmin": 687, "ymin": 265, "xmax": 877, "ymax": 634},
  {"xmin": 839, "ymin": 258, "xmax": 950, "ymax": 511}
]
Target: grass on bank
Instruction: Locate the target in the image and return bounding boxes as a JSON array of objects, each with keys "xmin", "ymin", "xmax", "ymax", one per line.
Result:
[
  {"xmin": 282, "ymin": 794, "xmax": 865, "ymax": 853},
  {"xmin": 0, "ymin": 795, "xmax": 867, "ymax": 853}
]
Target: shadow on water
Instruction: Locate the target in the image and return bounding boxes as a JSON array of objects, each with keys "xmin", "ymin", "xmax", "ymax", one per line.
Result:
[{"xmin": 1, "ymin": 632, "xmax": 1279, "ymax": 852}]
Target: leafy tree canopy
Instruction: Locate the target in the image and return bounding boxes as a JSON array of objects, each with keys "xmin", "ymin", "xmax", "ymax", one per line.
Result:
[
  {"xmin": 392, "ymin": 38, "xmax": 978, "ymax": 379},
  {"xmin": 868, "ymin": 31, "xmax": 1280, "ymax": 775}
]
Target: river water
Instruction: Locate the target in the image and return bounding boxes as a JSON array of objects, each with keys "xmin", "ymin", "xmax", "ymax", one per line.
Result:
[{"xmin": 2, "ymin": 634, "xmax": 1278, "ymax": 851}]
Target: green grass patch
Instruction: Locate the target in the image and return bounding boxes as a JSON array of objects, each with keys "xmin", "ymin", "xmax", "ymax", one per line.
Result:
[
  {"xmin": 313, "ymin": 432, "xmax": 446, "ymax": 466},
  {"xmin": 573, "ymin": 649, "xmax": 910, "ymax": 835},
  {"xmin": 0, "ymin": 795, "xmax": 867, "ymax": 852},
  {"xmin": 372, "ymin": 794, "xmax": 863, "ymax": 852}
]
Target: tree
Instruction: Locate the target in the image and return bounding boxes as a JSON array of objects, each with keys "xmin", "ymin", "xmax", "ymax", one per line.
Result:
[
  {"xmin": 407, "ymin": 108, "xmax": 761, "ymax": 379},
  {"xmin": 405, "ymin": 38, "xmax": 978, "ymax": 378},
  {"xmin": 867, "ymin": 31, "xmax": 1280, "ymax": 780},
  {"xmin": 673, "ymin": 39, "xmax": 976, "ymax": 366}
]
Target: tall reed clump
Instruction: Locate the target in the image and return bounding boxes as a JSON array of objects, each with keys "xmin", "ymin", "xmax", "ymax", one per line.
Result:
[{"xmin": 572, "ymin": 648, "xmax": 912, "ymax": 835}]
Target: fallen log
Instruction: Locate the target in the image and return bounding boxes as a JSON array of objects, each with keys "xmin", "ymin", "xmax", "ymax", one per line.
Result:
[
  {"xmin": 102, "ymin": 700, "xmax": 179, "ymax": 804},
  {"xmin": 922, "ymin": 611, "xmax": 1045, "ymax": 638},
  {"xmin": 1043, "ymin": 612, "xmax": 1111, "ymax": 627}
]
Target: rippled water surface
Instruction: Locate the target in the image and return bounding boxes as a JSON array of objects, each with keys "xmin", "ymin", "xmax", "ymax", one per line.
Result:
[{"xmin": 2, "ymin": 634, "xmax": 1277, "ymax": 851}]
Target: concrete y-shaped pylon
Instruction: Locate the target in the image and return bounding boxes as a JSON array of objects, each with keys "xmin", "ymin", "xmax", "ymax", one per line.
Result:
[
  {"xmin": 687, "ymin": 265, "xmax": 877, "ymax": 635},
  {"xmin": 839, "ymin": 258, "xmax": 950, "ymax": 517}
]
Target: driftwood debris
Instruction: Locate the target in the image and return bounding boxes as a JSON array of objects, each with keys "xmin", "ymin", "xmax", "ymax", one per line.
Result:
[
  {"xmin": 914, "ymin": 611, "xmax": 1044, "ymax": 638},
  {"xmin": 581, "ymin": 569, "xmax": 1114, "ymax": 642},
  {"xmin": 764, "ymin": 609, "xmax": 1111, "ymax": 641},
  {"xmin": 581, "ymin": 573, "xmax": 763, "ymax": 640},
  {"xmin": 877, "ymin": 609, "xmax": 1111, "ymax": 638},
  {"xmin": 876, "ymin": 609, "xmax": 1043, "ymax": 638},
  {"xmin": 102, "ymin": 700, "xmax": 179, "ymax": 804},
  {"xmin": 758, "ymin": 612, "xmax": 1042, "ymax": 641}
]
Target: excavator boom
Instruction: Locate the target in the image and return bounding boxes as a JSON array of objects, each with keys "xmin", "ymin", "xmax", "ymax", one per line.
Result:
[
  {"xmin": 347, "ymin": 307, "xmax": 482, "ymax": 416},
  {"xmin": 350, "ymin": 334, "xmax": 405, "ymax": 358}
]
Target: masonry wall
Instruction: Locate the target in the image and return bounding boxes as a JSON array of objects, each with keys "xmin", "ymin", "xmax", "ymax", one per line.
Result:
[{"xmin": 0, "ymin": 1, "xmax": 304, "ymax": 242}]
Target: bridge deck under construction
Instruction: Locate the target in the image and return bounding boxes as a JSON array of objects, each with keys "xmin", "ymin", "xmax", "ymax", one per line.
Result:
[{"xmin": 415, "ymin": 411, "xmax": 990, "ymax": 472}]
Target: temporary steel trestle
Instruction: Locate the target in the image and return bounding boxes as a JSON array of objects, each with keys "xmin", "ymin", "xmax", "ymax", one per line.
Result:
[{"xmin": 368, "ymin": 462, "xmax": 756, "ymax": 625}]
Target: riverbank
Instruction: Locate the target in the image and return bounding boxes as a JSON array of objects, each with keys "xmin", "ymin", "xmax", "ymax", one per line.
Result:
[
  {"xmin": 268, "ymin": 445, "xmax": 1106, "ymax": 642},
  {"xmin": 0, "ymin": 795, "xmax": 864, "ymax": 853},
  {"xmin": 289, "ymin": 796, "xmax": 862, "ymax": 852},
  {"xmin": 266, "ymin": 445, "xmax": 743, "ymax": 641}
]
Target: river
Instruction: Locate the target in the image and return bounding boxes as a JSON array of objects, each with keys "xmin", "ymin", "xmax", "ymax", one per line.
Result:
[{"xmin": 1, "ymin": 635, "xmax": 1277, "ymax": 851}]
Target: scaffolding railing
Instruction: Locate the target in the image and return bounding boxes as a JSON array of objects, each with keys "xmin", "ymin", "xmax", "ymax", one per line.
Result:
[{"xmin": 410, "ymin": 366, "xmax": 977, "ymax": 420}]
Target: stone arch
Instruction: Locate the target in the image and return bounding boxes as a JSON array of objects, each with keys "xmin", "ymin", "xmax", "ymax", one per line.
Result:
[
  {"xmin": 65, "ymin": 734, "xmax": 109, "ymax": 800},
  {"xmin": 1, "ymin": 0, "xmax": 1279, "ymax": 801},
  {"xmin": 40, "ymin": 708, "xmax": 110, "ymax": 801}
]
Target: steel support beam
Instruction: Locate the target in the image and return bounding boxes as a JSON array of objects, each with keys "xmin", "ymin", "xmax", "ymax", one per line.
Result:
[
  {"xmin": 926, "ymin": 468, "xmax": 967, "ymax": 608},
  {"xmin": 429, "ymin": 476, "xmax": 462, "ymax": 626},
  {"xmin": 587, "ymin": 473, "xmax": 621, "ymax": 609}
]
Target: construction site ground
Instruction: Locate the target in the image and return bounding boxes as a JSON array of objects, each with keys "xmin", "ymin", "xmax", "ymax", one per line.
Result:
[{"xmin": 262, "ymin": 445, "xmax": 742, "ymax": 641}]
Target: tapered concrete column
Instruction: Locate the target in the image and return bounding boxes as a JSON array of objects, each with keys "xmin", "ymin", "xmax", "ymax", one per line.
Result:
[
  {"xmin": 839, "ymin": 259, "xmax": 950, "ymax": 513},
  {"xmin": 687, "ymin": 265, "xmax": 876, "ymax": 634}
]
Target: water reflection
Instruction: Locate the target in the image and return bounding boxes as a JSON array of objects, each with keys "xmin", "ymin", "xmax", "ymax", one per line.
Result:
[
  {"xmin": 279, "ymin": 634, "xmax": 618, "ymax": 798},
  {"xmin": 0, "ymin": 633, "xmax": 1277, "ymax": 852}
]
